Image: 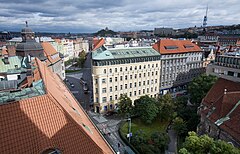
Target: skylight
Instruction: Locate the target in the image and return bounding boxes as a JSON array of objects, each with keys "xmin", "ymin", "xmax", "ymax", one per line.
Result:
[{"xmin": 164, "ymin": 46, "xmax": 178, "ymax": 50}]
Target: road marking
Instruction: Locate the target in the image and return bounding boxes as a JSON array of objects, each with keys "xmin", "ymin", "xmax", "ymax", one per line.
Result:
[{"xmin": 72, "ymin": 91, "xmax": 79, "ymax": 94}]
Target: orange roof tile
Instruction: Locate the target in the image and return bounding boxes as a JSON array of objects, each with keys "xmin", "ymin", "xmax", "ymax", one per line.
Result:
[
  {"xmin": 0, "ymin": 58, "xmax": 114, "ymax": 154},
  {"xmin": 53, "ymin": 39, "xmax": 61, "ymax": 43},
  {"xmin": 153, "ymin": 39, "xmax": 202, "ymax": 54},
  {"xmin": 1, "ymin": 48, "xmax": 8, "ymax": 55},
  {"xmin": 93, "ymin": 38, "xmax": 105, "ymax": 51},
  {"xmin": 41, "ymin": 42, "xmax": 61, "ymax": 65}
]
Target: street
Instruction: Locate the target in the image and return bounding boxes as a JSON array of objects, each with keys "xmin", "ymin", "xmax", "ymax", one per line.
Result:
[{"xmin": 65, "ymin": 52, "xmax": 133, "ymax": 154}]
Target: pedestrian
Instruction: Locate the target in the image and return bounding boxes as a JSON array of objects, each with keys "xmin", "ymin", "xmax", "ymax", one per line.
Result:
[{"xmin": 118, "ymin": 143, "xmax": 121, "ymax": 148}]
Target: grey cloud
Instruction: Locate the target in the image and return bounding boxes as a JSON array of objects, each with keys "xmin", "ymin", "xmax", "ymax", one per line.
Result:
[{"xmin": 0, "ymin": 0, "xmax": 239, "ymax": 33}]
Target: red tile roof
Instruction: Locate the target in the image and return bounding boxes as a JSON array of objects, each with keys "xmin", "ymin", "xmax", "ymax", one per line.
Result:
[
  {"xmin": 41, "ymin": 42, "xmax": 61, "ymax": 65},
  {"xmin": 153, "ymin": 39, "xmax": 202, "ymax": 54},
  {"xmin": 0, "ymin": 58, "xmax": 114, "ymax": 154},
  {"xmin": 93, "ymin": 38, "xmax": 105, "ymax": 51},
  {"xmin": 201, "ymin": 78, "xmax": 240, "ymax": 144}
]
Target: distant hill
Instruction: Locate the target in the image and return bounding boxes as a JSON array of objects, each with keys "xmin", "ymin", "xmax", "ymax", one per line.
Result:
[{"xmin": 94, "ymin": 27, "xmax": 117, "ymax": 37}]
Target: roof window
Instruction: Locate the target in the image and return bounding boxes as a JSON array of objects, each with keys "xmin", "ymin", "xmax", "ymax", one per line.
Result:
[{"xmin": 164, "ymin": 46, "xmax": 178, "ymax": 50}]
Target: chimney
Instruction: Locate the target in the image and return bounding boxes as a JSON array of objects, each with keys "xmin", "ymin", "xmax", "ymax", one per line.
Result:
[
  {"xmin": 224, "ymin": 88, "xmax": 227, "ymax": 95},
  {"xmin": 3, "ymin": 55, "xmax": 9, "ymax": 64}
]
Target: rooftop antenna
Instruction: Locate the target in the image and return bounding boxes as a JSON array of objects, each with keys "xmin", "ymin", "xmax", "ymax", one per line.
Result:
[{"xmin": 203, "ymin": 5, "xmax": 208, "ymax": 28}]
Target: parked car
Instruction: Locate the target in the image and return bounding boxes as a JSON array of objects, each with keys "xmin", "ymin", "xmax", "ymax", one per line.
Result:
[
  {"xmin": 80, "ymin": 78, "xmax": 86, "ymax": 85},
  {"xmin": 70, "ymin": 83, "xmax": 74, "ymax": 88},
  {"xmin": 83, "ymin": 83, "xmax": 88, "ymax": 93}
]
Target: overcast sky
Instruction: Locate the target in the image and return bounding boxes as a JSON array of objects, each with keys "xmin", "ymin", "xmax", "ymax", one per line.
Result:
[{"xmin": 0, "ymin": 0, "xmax": 239, "ymax": 33}]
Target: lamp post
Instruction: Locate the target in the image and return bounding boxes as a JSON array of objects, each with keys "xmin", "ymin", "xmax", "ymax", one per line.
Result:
[{"xmin": 128, "ymin": 116, "xmax": 131, "ymax": 143}]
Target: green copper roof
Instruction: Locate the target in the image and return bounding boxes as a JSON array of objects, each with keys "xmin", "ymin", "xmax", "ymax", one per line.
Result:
[
  {"xmin": 0, "ymin": 79, "xmax": 45, "ymax": 104},
  {"xmin": 92, "ymin": 47, "xmax": 160, "ymax": 60},
  {"xmin": 0, "ymin": 56, "xmax": 25, "ymax": 73}
]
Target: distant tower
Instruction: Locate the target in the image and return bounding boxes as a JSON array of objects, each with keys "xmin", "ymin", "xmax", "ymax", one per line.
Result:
[{"xmin": 203, "ymin": 5, "xmax": 208, "ymax": 28}]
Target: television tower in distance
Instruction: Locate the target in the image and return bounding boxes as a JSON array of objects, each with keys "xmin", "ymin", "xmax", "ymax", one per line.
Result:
[{"xmin": 203, "ymin": 5, "xmax": 208, "ymax": 28}]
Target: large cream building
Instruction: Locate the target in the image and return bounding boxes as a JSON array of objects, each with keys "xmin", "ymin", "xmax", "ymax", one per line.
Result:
[{"xmin": 92, "ymin": 46, "xmax": 161, "ymax": 113}]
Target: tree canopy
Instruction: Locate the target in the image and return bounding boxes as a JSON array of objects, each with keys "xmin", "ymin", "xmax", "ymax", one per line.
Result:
[
  {"xmin": 188, "ymin": 74, "xmax": 217, "ymax": 106},
  {"xmin": 118, "ymin": 94, "xmax": 133, "ymax": 116},
  {"xmin": 179, "ymin": 132, "xmax": 240, "ymax": 154},
  {"xmin": 156, "ymin": 93, "xmax": 176, "ymax": 121},
  {"xmin": 134, "ymin": 95, "xmax": 159, "ymax": 124},
  {"xmin": 172, "ymin": 117, "xmax": 188, "ymax": 137}
]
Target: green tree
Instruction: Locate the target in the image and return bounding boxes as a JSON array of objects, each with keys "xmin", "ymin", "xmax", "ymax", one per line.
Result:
[
  {"xmin": 134, "ymin": 95, "xmax": 159, "ymax": 124},
  {"xmin": 179, "ymin": 132, "xmax": 240, "ymax": 154},
  {"xmin": 188, "ymin": 74, "xmax": 217, "ymax": 106},
  {"xmin": 150, "ymin": 131, "xmax": 170, "ymax": 153},
  {"xmin": 77, "ymin": 50, "xmax": 86, "ymax": 68},
  {"xmin": 118, "ymin": 94, "xmax": 133, "ymax": 116},
  {"xmin": 172, "ymin": 117, "xmax": 188, "ymax": 137},
  {"xmin": 156, "ymin": 93, "xmax": 176, "ymax": 121}
]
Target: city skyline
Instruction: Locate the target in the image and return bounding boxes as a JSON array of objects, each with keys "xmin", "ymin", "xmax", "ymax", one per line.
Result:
[{"xmin": 0, "ymin": 0, "xmax": 240, "ymax": 33}]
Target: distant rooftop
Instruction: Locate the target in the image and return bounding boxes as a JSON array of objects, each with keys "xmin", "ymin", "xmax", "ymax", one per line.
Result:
[
  {"xmin": 92, "ymin": 46, "xmax": 160, "ymax": 60},
  {"xmin": 0, "ymin": 56, "xmax": 26, "ymax": 73}
]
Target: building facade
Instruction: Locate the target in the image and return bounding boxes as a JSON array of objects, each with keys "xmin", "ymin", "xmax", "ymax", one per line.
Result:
[
  {"xmin": 153, "ymin": 39, "xmax": 204, "ymax": 96},
  {"xmin": 207, "ymin": 51, "xmax": 240, "ymax": 82},
  {"xmin": 92, "ymin": 46, "xmax": 161, "ymax": 113}
]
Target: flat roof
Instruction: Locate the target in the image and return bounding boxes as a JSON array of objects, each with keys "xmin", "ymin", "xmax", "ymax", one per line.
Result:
[{"xmin": 92, "ymin": 46, "xmax": 160, "ymax": 60}]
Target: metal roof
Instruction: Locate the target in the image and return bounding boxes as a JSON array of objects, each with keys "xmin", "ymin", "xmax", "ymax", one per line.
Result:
[
  {"xmin": 92, "ymin": 47, "xmax": 160, "ymax": 60},
  {"xmin": 0, "ymin": 56, "xmax": 23, "ymax": 73}
]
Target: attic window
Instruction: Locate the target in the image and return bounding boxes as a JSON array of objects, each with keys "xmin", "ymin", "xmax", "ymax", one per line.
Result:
[
  {"xmin": 164, "ymin": 46, "xmax": 178, "ymax": 50},
  {"xmin": 41, "ymin": 148, "xmax": 61, "ymax": 154},
  {"xmin": 184, "ymin": 45, "xmax": 194, "ymax": 48},
  {"xmin": 82, "ymin": 123, "xmax": 93, "ymax": 134}
]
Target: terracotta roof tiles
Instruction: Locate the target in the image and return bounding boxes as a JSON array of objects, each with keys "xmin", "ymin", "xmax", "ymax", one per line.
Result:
[
  {"xmin": 0, "ymin": 58, "xmax": 114, "ymax": 154},
  {"xmin": 93, "ymin": 38, "xmax": 105, "ymax": 51},
  {"xmin": 153, "ymin": 39, "xmax": 202, "ymax": 54}
]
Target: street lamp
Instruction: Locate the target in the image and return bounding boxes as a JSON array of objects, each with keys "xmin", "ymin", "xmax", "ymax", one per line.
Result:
[{"xmin": 127, "ymin": 116, "xmax": 132, "ymax": 143}]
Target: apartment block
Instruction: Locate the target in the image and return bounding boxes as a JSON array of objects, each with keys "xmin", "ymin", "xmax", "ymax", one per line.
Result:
[
  {"xmin": 92, "ymin": 46, "xmax": 161, "ymax": 113},
  {"xmin": 207, "ymin": 51, "xmax": 240, "ymax": 82},
  {"xmin": 153, "ymin": 39, "xmax": 204, "ymax": 95}
]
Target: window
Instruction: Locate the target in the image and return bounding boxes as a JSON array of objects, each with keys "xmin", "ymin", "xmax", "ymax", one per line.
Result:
[
  {"xmin": 134, "ymin": 82, "xmax": 137, "ymax": 87},
  {"xmin": 148, "ymin": 64, "xmax": 150, "ymax": 68},
  {"xmin": 115, "ymin": 77, "xmax": 117, "ymax": 82},
  {"xmin": 95, "ymin": 88, "xmax": 98, "ymax": 94},
  {"xmin": 135, "ymin": 74, "xmax": 137, "ymax": 78},
  {"xmin": 143, "ymin": 89, "xmax": 145, "ymax": 94},
  {"xmin": 148, "ymin": 72, "xmax": 150, "ymax": 76},
  {"xmin": 130, "ymin": 83, "xmax": 132, "ymax": 88},
  {"xmin": 110, "ymin": 68, "xmax": 112, "ymax": 73},
  {"xmin": 139, "ymin": 73, "xmax": 141, "ymax": 78},
  {"xmin": 102, "ymin": 78, "xmax": 106, "ymax": 83},
  {"xmin": 143, "ymin": 81, "xmax": 145, "ymax": 85},
  {"xmin": 139, "ymin": 65, "xmax": 141, "ymax": 69},
  {"xmin": 134, "ymin": 91, "xmax": 136, "ymax": 96},
  {"xmin": 135, "ymin": 66, "xmax": 137, "ymax": 70},
  {"xmin": 110, "ymin": 96, "xmax": 112, "ymax": 101},
  {"xmin": 147, "ymin": 88, "xmax": 149, "ymax": 93},
  {"xmin": 102, "ymin": 97, "xmax": 107, "ymax": 103},
  {"xmin": 109, "ymin": 78, "xmax": 112, "ymax": 82},
  {"xmin": 155, "ymin": 71, "xmax": 158, "ymax": 75},
  {"xmin": 144, "ymin": 73, "xmax": 146, "ymax": 77},
  {"xmin": 156, "ymin": 64, "xmax": 158, "ymax": 67},
  {"xmin": 144, "ymin": 65, "xmax": 146, "ymax": 69},
  {"xmin": 155, "ymin": 79, "xmax": 157, "ymax": 83},
  {"xmin": 110, "ymin": 87, "xmax": 112, "ymax": 92},
  {"xmin": 17, "ymin": 75, "xmax": 21, "ymax": 80},
  {"xmin": 130, "ymin": 75, "xmax": 132, "ymax": 79},
  {"xmin": 130, "ymin": 66, "xmax": 132, "ymax": 70},
  {"xmin": 120, "ymin": 85, "xmax": 123, "ymax": 90},
  {"xmin": 125, "ymin": 75, "xmax": 128, "ymax": 80},
  {"xmin": 139, "ymin": 90, "xmax": 141, "ymax": 95},
  {"xmin": 152, "ymin": 72, "xmax": 154, "ymax": 76},
  {"xmin": 147, "ymin": 80, "xmax": 149, "ymax": 85},
  {"xmin": 115, "ymin": 86, "xmax": 118, "ymax": 91},
  {"xmin": 104, "ymin": 69, "xmax": 106, "ymax": 74},
  {"xmin": 152, "ymin": 64, "xmax": 154, "ymax": 68},
  {"xmin": 120, "ymin": 67, "xmax": 122, "ymax": 72},
  {"xmin": 151, "ymin": 87, "xmax": 153, "ymax": 92},
  {"xmin": 227, "ymin": 71, "xmax": 234, "ymax": 76},
  {"xmin": 155, "ymin": 87, "xmax": 157, "ymax": 91},
  {"xmin": 120, "ymin": 76, "xmax": 123, "ymax": 81},
  {"xmin": 139, "ymin": 82, "xmax": 141, "ymax": 86},
  {"xmin": 41, "ymin": 148, "xmax": 61, "ymax": 154},
  {"xmin": 95, "ymin": 79, "xmax": 98, "ymax": 84},
  {"xmin": 96, "ymin": 97, "xmax": 99, "ymax": 103},
  {"xmin": 115, "ymin": 95, "xmax": 118, "ymax": 100},
  {"xmin": 129, "ymin": 92, "xmax": 132, "ymax": 97},
  {"xmin": 125, "ymin": 84, "xmax": 127, "ymax": 89},
  {"xmin": 125, "ymin": 67, "xmax": 128, "ymax": 71},
  {"xmin": 115, "ymin": 68, "xmax": 117, "ymax": 72},
  {"xmin": 102, "ymin": 88, "xmax": 106, "ymax": 93}
]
